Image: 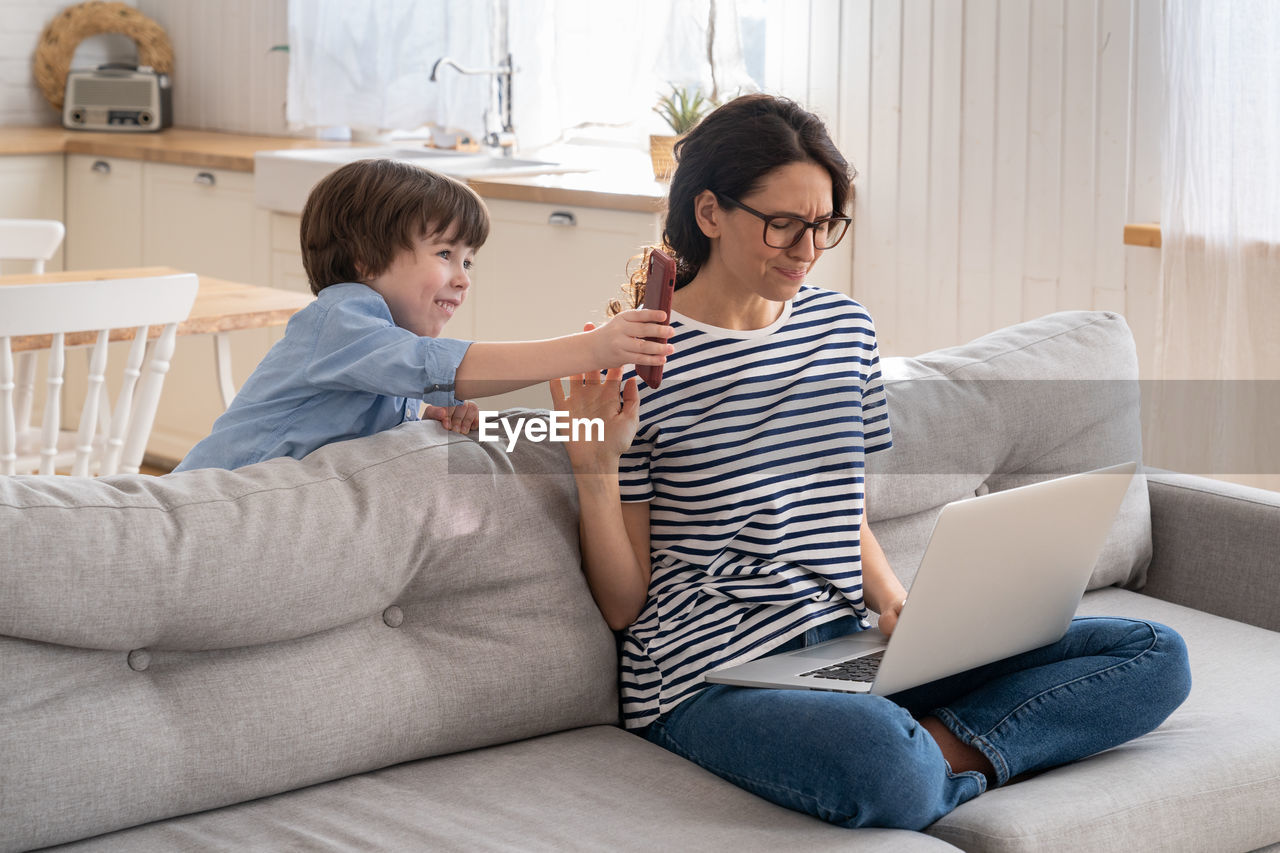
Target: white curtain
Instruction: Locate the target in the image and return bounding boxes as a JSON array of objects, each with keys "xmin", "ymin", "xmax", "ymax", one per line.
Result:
[
  {"xmin": 1160, "ymin": 0, "xmax": 1280, "ymax": 381},
  {"xmin": 1155, "ymin": 0, "xmax": 1280, "ymax": 487},
  {"xmin": 509, "ymin": 0, "xmax": 755, "ymax": 150},
  {"xmin": 286, "ymin": 0, "xmax": 754, "ymax": 147},
  {"xmin": 286, "ymin": 0, "xmax": 494, "ymax": 134}
]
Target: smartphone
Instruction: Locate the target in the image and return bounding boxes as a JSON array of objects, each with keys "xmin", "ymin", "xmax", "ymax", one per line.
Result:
[{"xmin": 636, "ymin": 248, "xmax": 676, "ymax": 390}]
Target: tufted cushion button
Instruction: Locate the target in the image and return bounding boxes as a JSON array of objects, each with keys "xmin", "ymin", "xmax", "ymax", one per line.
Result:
[
  {"xmin": 382, "ymin": 605, "xmax": 404, "ymax": 628},
  {"xmin": 127, "ymin": 649, "xmax": 151, "ymax": 671}
]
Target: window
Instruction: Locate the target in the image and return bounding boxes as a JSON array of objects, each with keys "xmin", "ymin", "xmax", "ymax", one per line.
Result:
[{"xmin": 286, "ymin": 0, "xmax": 821, "ymax": 152}]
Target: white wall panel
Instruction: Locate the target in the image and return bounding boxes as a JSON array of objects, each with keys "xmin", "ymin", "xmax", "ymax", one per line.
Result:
[
  {"xmin": 0, "ymin": 0, "xmax": 290, "ymax": 135},
  {"xmin": 823, "ymin": 0, "xmax": 1163, "ymax": 368},
  {"xmin": 926, "ymin": 0, "xmax": 962, "ymax": 352},
  {"xmin": 861, "ymin": 0, "xmax": 905, "ymax": 347},
  {"xmin": 896, "ymin": 0, "xmax": 932, "ymax": 356},
  {"xmin": 0, "ymin": 0, "xmax": 137, "ymax": 126},
  {"xmin": 1124, "ymin": 0, "xmax": 1165, "ymax": 380},
  {"xmin": 957, "ymin": 0, "xmax": 997, "ymax": 344},
  {"xmin": 135, "ymin": 0, "xmax": 292, "ymax": 136}
]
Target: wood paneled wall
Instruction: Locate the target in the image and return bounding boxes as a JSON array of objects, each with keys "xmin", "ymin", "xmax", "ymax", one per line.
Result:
[{"xmin": 802, "ymin": 0, "xmax": 1165, "ymax": 371}]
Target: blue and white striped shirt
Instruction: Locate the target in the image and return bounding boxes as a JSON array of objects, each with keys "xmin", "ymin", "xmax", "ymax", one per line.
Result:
[{"xmin": 617, "ymin": 286, "xmax": 892, "ymax": 729}]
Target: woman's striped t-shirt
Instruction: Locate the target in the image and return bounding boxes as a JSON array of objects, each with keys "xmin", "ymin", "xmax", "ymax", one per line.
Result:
[{"xmin": 617, "ymin": 285, "xmax": 892, "ymax": 729}]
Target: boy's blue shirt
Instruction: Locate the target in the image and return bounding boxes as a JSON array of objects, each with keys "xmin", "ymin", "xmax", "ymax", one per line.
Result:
[{"xmin": 175, "ymin": 282, "xmax": 471, "ymax": 472}]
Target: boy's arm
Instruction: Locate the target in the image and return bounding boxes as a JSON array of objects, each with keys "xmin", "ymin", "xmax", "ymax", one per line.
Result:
[
  {"xmin": 307, "ymin": 294, "xmax": 470, "ymax": 407},
  {"xmin": 453, "ymin": 310, "xmax": 673, "ymax": 400}
]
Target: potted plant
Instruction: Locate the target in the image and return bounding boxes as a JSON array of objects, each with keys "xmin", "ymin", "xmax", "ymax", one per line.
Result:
[{"xmin": 650, "ymin": 84, "xmax": 711, "ymax": 181}]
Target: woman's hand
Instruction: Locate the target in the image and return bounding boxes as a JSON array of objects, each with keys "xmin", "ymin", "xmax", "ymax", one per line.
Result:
[
  {"xmin": 423, "ymin": 400, "xmax": 480, "ymax": 434},
  {"xmin": 860, "ymin": 520, "xmax": 908, "ymax": 637},
  {"xmin": 549, "ymin": 368, "xmax": 639, "ymax": 472},
  {"xmin": 876, "ymin": 596, "xmax": 908, "ymax": 637},
  {"xmin": 589, "ymin": 309, "xmax": 674, "ymax": 370}
]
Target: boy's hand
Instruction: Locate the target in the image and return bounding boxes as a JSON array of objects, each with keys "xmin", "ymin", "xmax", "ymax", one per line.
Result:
[
  {"xmin": 423, "ymin": 400, "xmax": 480, "ymax": 434},
  {"xmin": 590, "ymin": 309, "xmax": 674, "ymax": 370}
]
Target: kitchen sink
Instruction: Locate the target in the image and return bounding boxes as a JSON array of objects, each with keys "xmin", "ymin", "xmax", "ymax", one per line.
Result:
[{"xmin": 254, "ymin": 146, "xmax": 578, "ymax": 214}]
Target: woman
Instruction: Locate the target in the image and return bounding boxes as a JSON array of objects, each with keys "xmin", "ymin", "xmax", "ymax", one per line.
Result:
[{"xmin": 549, "ymin": 94, "xmax": 1190, "ymax": 829}]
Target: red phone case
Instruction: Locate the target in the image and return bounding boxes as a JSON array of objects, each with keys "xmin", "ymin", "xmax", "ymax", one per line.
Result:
[{"xmin": 636, "ymin": 249, "xmax": 676, "ymax": 389}]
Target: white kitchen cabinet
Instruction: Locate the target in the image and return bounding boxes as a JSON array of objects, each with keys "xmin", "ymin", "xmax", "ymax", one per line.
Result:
[
  {"xmin": 0, "ymin": 154, "xmax": 65, "ymax": 273},
  {"xmin": 142, "ymin": 162, "xmax": 265, "ymax": 281},
  {"xmin": 469, "ymin": 197, "xmax": 661, "ymax": 410},
  {"xmin": 138, "ymin": 162, "xmax": 277, "ymax": 462},
  {"xmin": 64, "ymin": 154, "xmax": 143, "ymax": 269}
]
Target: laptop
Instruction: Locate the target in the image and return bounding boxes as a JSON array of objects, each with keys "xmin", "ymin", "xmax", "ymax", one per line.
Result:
[{"xmin": 704, "ymin": 461, "xmax": 1138, "ymax": 696}]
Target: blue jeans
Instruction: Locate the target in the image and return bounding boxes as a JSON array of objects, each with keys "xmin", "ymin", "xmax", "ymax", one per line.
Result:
[{"xmin": 641, "ymin": 616, "xmax": 1191, "ymax": 830}]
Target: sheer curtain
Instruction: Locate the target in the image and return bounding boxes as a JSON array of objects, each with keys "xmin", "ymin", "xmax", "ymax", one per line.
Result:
[
  {"xmin": 285, "ymin": 0, "xmax": 753, "ymax": 147},
  {"xmin": 1160, "ymin": 0, "xmax": 1280, "ymax": 381},
  {"xmin": 508, "ymin": 0, "xmax": 754, "ymax": 150},
  {"xmin": 1156, "ymin": 0, "xmax": 1280, "ymax": 487},
  {"xmin": 286, "ymin": 0, "xmax": 493, "ymax": 135}
]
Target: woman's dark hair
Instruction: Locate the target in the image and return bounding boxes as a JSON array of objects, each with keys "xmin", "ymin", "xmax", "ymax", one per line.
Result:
[
  {"xmin": 610, "ymin": 94, "xmax": 853, "ymax": 314},
  {"xmin": 300, "ymin": 158, "xmax": 490, "ymax": 295}
]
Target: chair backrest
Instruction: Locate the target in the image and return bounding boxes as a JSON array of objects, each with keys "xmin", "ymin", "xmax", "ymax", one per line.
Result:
[
  {"xmin": 0, "ymin": 274, "xmax": 199, "ymax": 477},
  {"xmin": 0, "ymin": 219, "xmax": 65, "ymax": 274}
]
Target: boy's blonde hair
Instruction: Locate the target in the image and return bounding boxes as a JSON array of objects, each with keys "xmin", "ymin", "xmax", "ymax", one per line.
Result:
[{"xmin": 300, "ymin": 158, "xmax": 490, "ymax": 296}]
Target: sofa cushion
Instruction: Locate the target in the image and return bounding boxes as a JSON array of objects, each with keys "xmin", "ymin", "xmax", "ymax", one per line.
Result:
[
  {"xmin": 926, "ymin": 587, "xmax": 1280, "ymax": 853},
  {"xmin": 868, "ymin": 311, "xmax": 1150, "ymax": 592},
  {"xmin": 45, "ymin": 726, "xmax": 961, "ymax": 852},
  {"xmin": 0, "ymin": 422, "xmax": 617, "ymax": 852}
]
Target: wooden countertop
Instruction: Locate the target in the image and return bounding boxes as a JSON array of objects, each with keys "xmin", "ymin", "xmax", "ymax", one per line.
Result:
[
  {"xmin": 0, "ymin": 125, "xmax": 355, "ymax": 171},
  {"xmin": 470, "ymin": 171, "xmax": 666, "ymax": 213},
  {"xmin": 0, "ymin": 126, "xmax": 667, "ymax": 211},
  {"xmin": 0, "ymin": 126, "xmax": 354, "ymax": 172}
]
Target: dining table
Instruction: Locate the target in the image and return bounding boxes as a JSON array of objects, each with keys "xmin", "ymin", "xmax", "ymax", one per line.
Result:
[{"xmin": 0, "ymin": 265, "xmax": 314, "ymax": 409}]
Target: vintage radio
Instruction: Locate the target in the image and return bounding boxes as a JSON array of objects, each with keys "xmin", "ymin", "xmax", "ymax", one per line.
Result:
[{"xmin": 63, "ymin": 64, "xmax": 172, "ymax": 132}]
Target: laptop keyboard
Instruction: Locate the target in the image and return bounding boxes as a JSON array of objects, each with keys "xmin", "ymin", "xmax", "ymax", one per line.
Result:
[{"xmin": 799, "ymin": 650, "xmax": 885, "ymax": 683}]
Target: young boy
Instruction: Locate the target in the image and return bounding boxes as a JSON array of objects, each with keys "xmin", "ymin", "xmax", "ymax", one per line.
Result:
[{"xmin": 175, "ymin": 159, "xmax": 672, "ymax": 472}]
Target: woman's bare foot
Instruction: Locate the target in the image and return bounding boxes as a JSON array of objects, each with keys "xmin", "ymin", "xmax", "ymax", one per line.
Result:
[{"xmin": 919, "ymin": 715, "xmax": 996, "ymax": 785}]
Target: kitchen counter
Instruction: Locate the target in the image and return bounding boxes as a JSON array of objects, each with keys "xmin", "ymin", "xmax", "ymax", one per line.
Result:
[
  {"xmin": 0, "ymin": 127, "xmax": 667, "ymax": 212},
  {"xmin": 469, "ymin": 171, "xmax": 665, "ymax": 213},
  {"xmin": 0, "ymin": 127, "xmax": 349, "ymax": 171}
]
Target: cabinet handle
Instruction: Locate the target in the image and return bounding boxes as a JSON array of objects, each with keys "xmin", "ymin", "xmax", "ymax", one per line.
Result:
[
  {"xmin": 193, "ymin": 171, "xmax": 217, "ymax": 186},
  {"xmin": 91, "ymin": 160, "xmax": 111, "ymax": 174},
  {"xmin": 547, "ymin": 211, "xmax": 577, "ymax": 227}
]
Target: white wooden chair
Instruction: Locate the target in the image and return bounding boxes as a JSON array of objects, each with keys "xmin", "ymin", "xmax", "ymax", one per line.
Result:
[
  {"xmin": 0, "ymin": 219, "xmax": 64, "ymax": 275},
  {"xmin": 0, "ymin": 219, "xmax": 68, "ymax": 454},
  {"xmin": 0, "ymin": 274, "xmax": 199, "ymax": 476}
]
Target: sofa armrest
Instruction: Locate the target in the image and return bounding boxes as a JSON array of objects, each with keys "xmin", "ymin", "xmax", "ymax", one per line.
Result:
[{"xmin": 1144, "ymin": 471, "xmax": 1280, "ymax": 632}]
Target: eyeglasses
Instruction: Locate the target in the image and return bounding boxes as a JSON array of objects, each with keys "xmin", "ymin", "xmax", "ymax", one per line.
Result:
[{"xmin": 715, "ymin": 193, "xmax": 852, "ymax": 250}]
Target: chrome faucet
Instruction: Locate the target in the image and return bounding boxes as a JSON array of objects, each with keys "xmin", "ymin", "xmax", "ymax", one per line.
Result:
[{"xmin": 429, "ymin": 53, "xmax": 516, "ymax": 156}]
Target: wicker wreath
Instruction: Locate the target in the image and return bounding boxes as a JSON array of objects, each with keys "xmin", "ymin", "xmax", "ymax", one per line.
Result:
[{"xmin": 33, "ymin": 1, "xmax": 174, "ymax": 111}]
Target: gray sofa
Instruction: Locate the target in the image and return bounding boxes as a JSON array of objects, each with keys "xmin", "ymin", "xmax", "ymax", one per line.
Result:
[{"xmin": 2, "ymin": 310, "xmax": 1278, "ymax": 852}]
